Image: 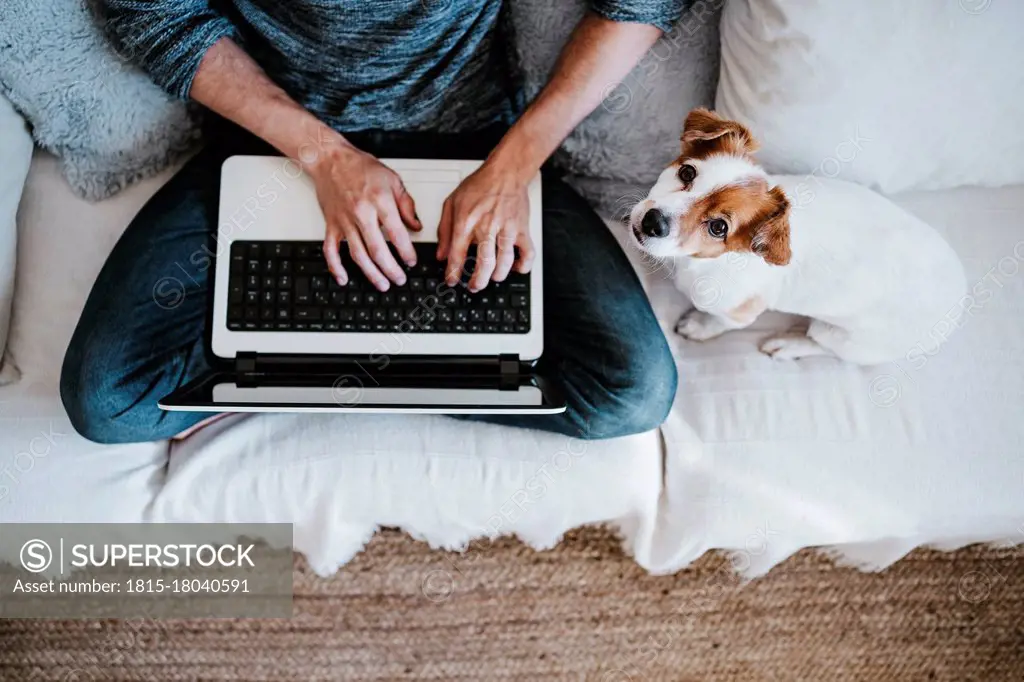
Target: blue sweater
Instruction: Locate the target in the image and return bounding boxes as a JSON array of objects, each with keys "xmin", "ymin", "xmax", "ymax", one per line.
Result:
[{"xmin": 93, "ymin": 0, "xmax": 688, "ymax": 133}]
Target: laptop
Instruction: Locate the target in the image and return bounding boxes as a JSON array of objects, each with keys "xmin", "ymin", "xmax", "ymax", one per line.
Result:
[{"xmin": 158, "ymin": 156, "xmax": 565, "ymax": 414}]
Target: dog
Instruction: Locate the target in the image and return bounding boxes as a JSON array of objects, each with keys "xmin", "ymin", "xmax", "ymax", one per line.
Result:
[{"xmin": 629, "ymin": 108, "xmax": 967, "ymax": 365}]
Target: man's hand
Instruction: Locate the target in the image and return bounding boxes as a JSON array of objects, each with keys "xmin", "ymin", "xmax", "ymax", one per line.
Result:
[
  {"xmin": 437, "ymin": 161, "xmax": 536, "ymax": 292},
  {"xmin": 189, "ymin": 39, "xmax": 424, "ymax": 292},
  {"xmin": 306, "ymin": 140, "xmax": 422, "ymax": 291}
]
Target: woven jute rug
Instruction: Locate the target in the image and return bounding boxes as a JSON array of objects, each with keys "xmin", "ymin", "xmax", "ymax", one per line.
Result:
[{"xmin": 1, "ymin": 527, "xmax": 1022, "ymax": 681}]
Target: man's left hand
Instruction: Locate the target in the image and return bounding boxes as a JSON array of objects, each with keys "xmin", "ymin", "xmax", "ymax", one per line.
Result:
[{"xmin": 437, "ymin": 160, "xmax": 536, "ymax": 292}]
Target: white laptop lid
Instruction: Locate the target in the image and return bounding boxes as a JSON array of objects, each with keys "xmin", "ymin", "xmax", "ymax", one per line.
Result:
[{"xmin": 211, "ymin": 156, "xmax": 543, "ymax": 361}]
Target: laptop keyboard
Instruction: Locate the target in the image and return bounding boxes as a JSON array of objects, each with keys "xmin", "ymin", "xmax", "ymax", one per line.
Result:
[{"xmin": 227, "ymin": 241, "xmax": 531, "ymax": 334}]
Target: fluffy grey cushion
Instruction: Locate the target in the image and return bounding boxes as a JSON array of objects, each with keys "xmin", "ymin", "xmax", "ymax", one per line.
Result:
[
  {"xmin": 507, "ymin": 0, "xmax": 722, "ymax": 217},
  {"xmin": 0, "ymin": 0, "xmax": 200, "ymax": 201}
]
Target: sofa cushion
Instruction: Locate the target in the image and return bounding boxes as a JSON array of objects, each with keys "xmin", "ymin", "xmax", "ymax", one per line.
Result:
[
  {"xmin": 716, "ymin": 0, "xmax": 1024, "ymax": 193},
  {"xmin": 0, "ymin": 0, "xmax": 199, "ymax": 201},
  {"xmin": 646, "ymin": 183, "xmax": 1024, "ymax": 576},
  {"xmin": 0, "ymin": 94, "xmax": 34, "ymax": 385},
  {"xmin": 6, "ymin": 149, "xmax": 677, "ymax": 576}
]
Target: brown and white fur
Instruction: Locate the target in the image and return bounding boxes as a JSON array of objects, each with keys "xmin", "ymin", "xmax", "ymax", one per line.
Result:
[{"xmin": 629, "ymin": 109, "xmax": 966, "ymax": 365}]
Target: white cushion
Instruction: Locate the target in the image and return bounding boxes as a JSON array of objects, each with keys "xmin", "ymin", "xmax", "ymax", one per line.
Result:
[
  {"xmin": 7, "ymin": 141, "xmax": 1024, "ymax": 580},
  {"xmin": 4, "ymin": 151, "xmax": 674, "ymax": 576},
  {"xmin": 716, "ymin": 0, "xmax": 1024, "ymax": 194},
  {"xmin": 647, "ymin": 183, "xmax": 1024, "ymax": 576},
  {"xmin": 0, "ymin": 93, "xmax": 33, "ymax": 385}
]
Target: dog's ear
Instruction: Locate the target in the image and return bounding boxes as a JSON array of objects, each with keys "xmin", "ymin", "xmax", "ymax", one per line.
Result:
[
  {"xmin": 749, "ymin": 186, "xmax": 791, "ymax": 266},
  {"xmin": 682, "ymin": 108, "xmax": 759, "ymax": 158}
]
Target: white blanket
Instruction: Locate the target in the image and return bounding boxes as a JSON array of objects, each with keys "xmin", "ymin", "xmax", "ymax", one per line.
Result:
[{"xmin": 2, "ymin": 152, "xmax": 1022, "ymax": 578}]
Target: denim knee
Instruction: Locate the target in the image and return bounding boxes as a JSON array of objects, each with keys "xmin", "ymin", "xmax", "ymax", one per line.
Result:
[
  {"xmin": 575, "ymin": 334, "xmax": 679, "ymax": 440},
  {"xmin": 59, "ymin": 340, "xmax": 158, "ymax": 445},
  {"xmin": 61, "ymin": 342, "xmax": 114, "ymax": 444}
]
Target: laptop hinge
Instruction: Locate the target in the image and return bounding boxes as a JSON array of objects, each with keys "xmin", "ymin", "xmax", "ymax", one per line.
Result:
[
  {"xmin": 235, "ymin": 352, "xmax": 259, "ymax": 387},
  {"xmin": 498, "ymin": 353, "xmax": 521, "ymax": 391}
]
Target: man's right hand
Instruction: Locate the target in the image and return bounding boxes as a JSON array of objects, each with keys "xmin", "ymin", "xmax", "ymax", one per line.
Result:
[
  {"xmin": 306, "ymin": 139, "xmax": 422, "ymax": 291},
  {"xmin": 187, "ymin": 39, "xmax": 422, "ymax": 291}
]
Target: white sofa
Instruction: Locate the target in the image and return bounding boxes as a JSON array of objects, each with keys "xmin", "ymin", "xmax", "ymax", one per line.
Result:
[{"xmin": 3, "ymin": 137, "xmax": 1023, "ymax": 578}]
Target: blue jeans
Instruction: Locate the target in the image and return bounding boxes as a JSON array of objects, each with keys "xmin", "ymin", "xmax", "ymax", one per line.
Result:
[{"xmin": 60, "ymin": 124, "xmax": 677, "ymax": 443}]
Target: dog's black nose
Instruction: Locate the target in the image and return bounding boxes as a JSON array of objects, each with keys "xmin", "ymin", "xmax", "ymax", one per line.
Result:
[{"xmin": 640, "ymin": 208, "xmax": 672, "ymax": 238}]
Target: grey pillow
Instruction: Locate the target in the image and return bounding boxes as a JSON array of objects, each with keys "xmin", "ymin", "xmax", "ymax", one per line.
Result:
[
  {"xmin": 506, "ymin": 0, "xmax": 722, "ymax": 217},
  {"xmin": 0, "ymin": 0, "xmax": 200, "ymax": 201}
]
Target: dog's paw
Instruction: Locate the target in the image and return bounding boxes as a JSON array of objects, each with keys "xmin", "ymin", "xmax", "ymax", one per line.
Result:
[
  {"xmin": 759, "ymin": 333, "xmax": 823, "ymax": 360},
  {"xmin": 675, "ymin": 310, "xmax": 722, "ymax": 341}
]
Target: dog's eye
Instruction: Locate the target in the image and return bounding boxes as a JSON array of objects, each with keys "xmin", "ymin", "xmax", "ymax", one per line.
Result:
[
  {"xmin": 678, "ymin": 164, "xmax": 697, "ymax": 185},
  {"xmin": 707, "ymin": 218, "xmax": 728, "ymax": 239}
]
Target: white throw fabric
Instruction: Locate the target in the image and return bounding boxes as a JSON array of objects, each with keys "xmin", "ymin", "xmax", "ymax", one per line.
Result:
[
  {"xmin": 716, "ymin": 0, "xmax": 1024, "ymax": 194},
  {"xmin": 152, "ymin": 413, "xmax": 664, "ymax": 576},
  {"xmin": 2, "ymin": 151, "xmax": 1022, "ymax": 579}
]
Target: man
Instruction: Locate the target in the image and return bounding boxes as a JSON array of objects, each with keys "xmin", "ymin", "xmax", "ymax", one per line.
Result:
[{"xmin": 61, "ymin": 0, "xmax": 683, "ymax": 443}]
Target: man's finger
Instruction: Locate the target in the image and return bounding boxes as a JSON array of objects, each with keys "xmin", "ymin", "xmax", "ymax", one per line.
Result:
[
  {"xmin": 322, "ymin": 229, "xmax": 349, "ymax": 286},
  {"xmin": 515, "ymin": 231, "xmax": 536, "ymax": 273},
  {"xmin": 436, "ymin": 198, "xmax": 453, "ymax": 261},
  {"xmin": 445, "ymin": 222, "xmax": 472, "ymax": 288},
  {"xmin": 354, "ymin": 203, "xmax": 406, "ymax": 288},
  {"xmin": 346, "ymin": 232, "xmax": 391, "ymax": 292},
  {"xmin": 378, "ymin": 197, "xmax": 418, "ymax": 268},
  {"xmin": 492, "ymin": 229, "xmax": 516, "ymax": 282},
  {"xmin": 394, "ymin": 183, "xmax": 422, "ymax": 232},
  {"xmin": 469, "ymin": 227, "xmax": 497, "ymax": 292}
]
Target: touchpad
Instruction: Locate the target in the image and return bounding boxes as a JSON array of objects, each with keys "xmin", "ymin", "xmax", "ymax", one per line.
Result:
[{"xmin": 390, "ymin": 168, "xmax": 463, "ymax": 240}]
